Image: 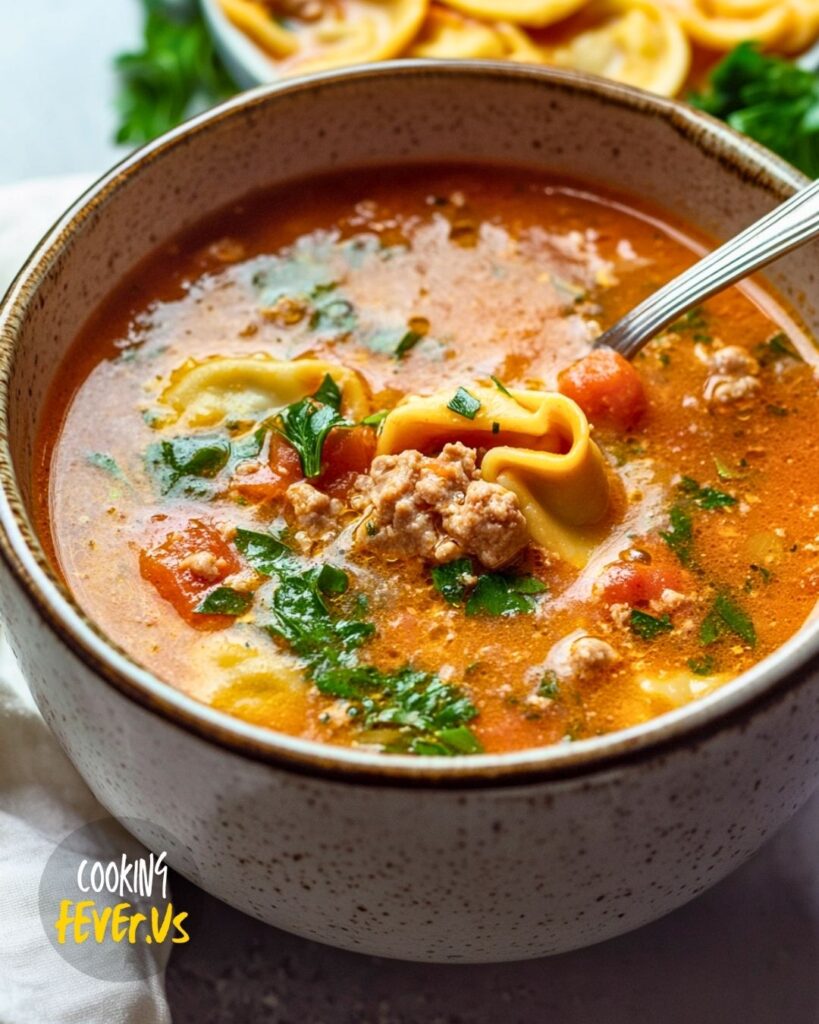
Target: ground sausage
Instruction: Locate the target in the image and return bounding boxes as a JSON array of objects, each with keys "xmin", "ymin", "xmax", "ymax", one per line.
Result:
[
  {"xmin": 702, "ymin": 344, "xmax": 760, "ymax": 406},
  {"xmin": 351, "ymin": 442, "xmax": 529, "ymax": 569}
]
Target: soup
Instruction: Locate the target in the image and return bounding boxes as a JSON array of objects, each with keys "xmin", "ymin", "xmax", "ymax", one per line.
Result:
[{"xmin": 38, "ymin": 166, "xmax": 819, "ymax": 756}]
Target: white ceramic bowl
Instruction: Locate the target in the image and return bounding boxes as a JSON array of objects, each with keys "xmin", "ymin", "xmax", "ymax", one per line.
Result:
[{"xmin": 1, "ymin": 62, "xmax": 818, "ymax": 962}]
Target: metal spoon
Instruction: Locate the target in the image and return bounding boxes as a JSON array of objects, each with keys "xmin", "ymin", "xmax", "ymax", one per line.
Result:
[{"xmin": 595, "ymin": 177, "xmax": 819, "ymax": 359}]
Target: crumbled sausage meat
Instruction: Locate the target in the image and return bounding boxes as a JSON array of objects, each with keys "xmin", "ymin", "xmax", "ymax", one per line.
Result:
[
  {"xmin": 179, "ymin": 551, "xmax": 227, "ymax": 581},
  {"xmin": 286, "ymin": 481, "xmax": 344, "ymax": 544},
  {"xmin": 351, "ymin": 442, "xmax": 529, "ymax": 569},
  {"xmin": 702, "ymin": 344, "xmax": 760, "ymax": 406},
  {"xmin": 539, "ymin": 630, "xmax": 620, "ymax": 688}
]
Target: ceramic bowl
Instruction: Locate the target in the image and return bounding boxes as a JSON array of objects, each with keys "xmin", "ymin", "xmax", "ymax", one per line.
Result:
[{"xmin": 1, "ymin": 62, "xmax": 818, "ymax": 963}]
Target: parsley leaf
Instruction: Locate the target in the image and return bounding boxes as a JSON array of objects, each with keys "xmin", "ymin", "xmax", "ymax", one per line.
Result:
[
  {"xmin": 447, "ymin": 386, "xmax": 481, "ymax": 420},
  {"xmin": 277, "ymin": 373, "xmax": 350, "ymax": 477},
  {"xmin": 630, "ymin": 609, "xmax": 673, "ymax": 640},
  {"xmin": 755, "ymin": 332, "xmax": 803, "ymax": 366},
  {"xmin": 114, "ymin": 0, "xmax": 237, "ymax": 146},
  {"xmin": 196, "ymin": 587, "xmax": 253, "ymax": 616},
  {"xmin": 690, "ymin": 43, "xmax": 819, "ymax": 178}
]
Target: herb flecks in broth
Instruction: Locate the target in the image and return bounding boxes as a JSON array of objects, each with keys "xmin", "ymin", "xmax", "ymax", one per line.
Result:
[{"xmin": 39, "ymin": 166, "xmax": 819, "ymax": 755}]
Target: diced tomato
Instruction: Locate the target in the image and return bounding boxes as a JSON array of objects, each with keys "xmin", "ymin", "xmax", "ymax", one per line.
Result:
[
  {"xmin": 558, "ymin": 349, "xmax": 647, "ymax": 431},
  {"xmin": 596, "ymin": 561, "xmax": 688, "ymax": 606},
  {"xmin": 139, "ymin": 518, "xmax": 240, "ymax": 629},
  {"xmin": 232, "ymin": 433, "xmax": 303, "ymax": 502},
  {"xmin": 318, "ymin": 426, "xmax": 376, "ymax": 498}
]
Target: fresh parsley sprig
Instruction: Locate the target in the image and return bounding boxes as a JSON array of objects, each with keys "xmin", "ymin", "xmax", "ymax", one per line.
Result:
[
  {"xmin": 114, "ymin": 0, "xmax": 237, "ymax": 146},
  {"xmin": 691, "ymin": 43, "xmax": 819, "ymax": 178}
]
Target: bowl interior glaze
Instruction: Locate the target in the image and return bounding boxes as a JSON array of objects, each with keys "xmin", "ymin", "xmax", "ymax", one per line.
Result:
[{"xmin": 1, "ymin": 61, "xmax": 818, "ymax": 782}]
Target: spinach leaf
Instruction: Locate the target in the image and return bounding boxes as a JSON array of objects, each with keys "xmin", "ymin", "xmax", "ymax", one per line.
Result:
[
  {"xmin": 687, "ymin": 655, "xmax": 716, "ymax": 676},
  {"xmin": 196, "ymin": 587, "xmax": 253, "ymax": 616},
  {"xmin": 277, "ymin": 374, "xmax": 350, "ymax": 477},
  {"xmin": 265, "ymin": 566, "xmax": 481, "ymax": 755},
  {"xmin": 447, "ymin": 386, "xmax": 481, "ymax": 420},
  {"xmin": 431, "ymin": 558, "xmax": 546, "ymax": 616},
  {"xmin": 629, "ymin": 609, "xmax": 673, "ymax": 640},
  {"xmin": 235, "ymin": 528, "xmax": 299, "ymax": 576},
  {"xmin": 465, "ymin": 572, "xmax": 547, "ymax": 617},
  {"xmin": 660, "ymin": 504, "xmax": 694, "ymax": 567},
  {"xmin": 431, "ymin": 558, "xmax": 474, "ymax": 605},
  {"xmin": 679, "ymin": 476, "xmax": 737, "ymax": 510},
  {"xmin": 315, "ymin": 564, "xmax": 349, "ymax": 595},
  {"xmin": 700, "ymin": 592, "xmax": 757, "ymax": 647},
  {"xmin": 145, "ymin": 434, "xmax": 231, "ymax": 496}
]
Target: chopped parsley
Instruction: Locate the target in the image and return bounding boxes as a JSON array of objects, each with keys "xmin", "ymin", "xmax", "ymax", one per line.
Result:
[
  {"xmin": 679, "ymin": 476, "xmax": 737, "ymax": 510},
  {"xmin": 700, "ymin": 592, "xmax": 757, "ymax": 647},
  {"xmin": 277, "ymin": 373, "xmax": 350, "ymax": 478},
  {"xmin": 690, "ymin": 42, "xmax": 819, "ymax": 179},
  {"xmin": 687, "ymin": 655, "xmax": 716, "ymax": 677},
  {"xmin": 86, "ymin": 452, "xmax": 126, "ymax": 481},
  {"xmin": 232, "ymin": 536, "xmax": 481, "ymax": 756},
  {"xmin": 629, "ymin": 609, "xmax": 673, "ymax": 640},
  {"xmin": 755, "ymin": 332, "xmax": 803, "ymax": 366},
  {"xmin": 196, "ymin": 587, "xmax": 253, "ymax": 616},
  {"xmin": 490, "ymin": 375, "xmax": 512, "ymax": 397},
  {"xmin": 537, "ymin": 670, "xmax": 561, "ymax": 699},
  {"xmin": 447, "ymin": 386, "xmax": 481, "ymax": 420},
  {"xmin": 361, "ymin": 409, "xmax": 390, "ymax": 427}
]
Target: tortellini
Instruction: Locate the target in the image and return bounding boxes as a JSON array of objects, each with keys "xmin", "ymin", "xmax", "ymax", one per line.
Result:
[
  {"xmin": 439, "ymin": 0, "xmax": 590, "ymax": 26},
  {"xmin": 155, "ymin": 355, "xmax": 370, "ymax": 428},
  {"xmin": 221, "ymin": 0, "xmax": 428, "ymax": 73},
  {"xmin": 541, "ymin": 0, "xmax": 692, "ymax": 98},
  {"xmin": 377, "ymin": 383, "xmax": 612, "ymax": 565}
]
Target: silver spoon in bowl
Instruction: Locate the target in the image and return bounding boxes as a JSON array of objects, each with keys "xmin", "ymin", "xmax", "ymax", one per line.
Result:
[{"xmin": 595, "ymin": 177, "xmax": 819, "ymax": 359}]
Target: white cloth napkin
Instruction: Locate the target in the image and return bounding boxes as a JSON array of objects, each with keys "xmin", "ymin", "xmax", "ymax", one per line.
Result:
[{"xmin": 0, "ymin": 176, "xmax": 172, "ymax": 1024}]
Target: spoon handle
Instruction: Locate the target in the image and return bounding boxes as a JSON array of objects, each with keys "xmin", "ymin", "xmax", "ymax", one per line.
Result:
[{"xmin": 595, "ymin": 178, "xmax": 819, "ymax": 360}]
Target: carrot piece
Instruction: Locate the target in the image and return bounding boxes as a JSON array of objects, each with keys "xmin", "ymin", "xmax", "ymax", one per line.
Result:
[
  {"xmin": 139, "ymin": 518, "xmax": 241, "ymax": 629},
  {"xmin": 558, "ymin": 349, "xmax": 647, "ymax": 431},
  {"xmin": 596, "ymin": 561, "xmax": 688, "ymax": 606},
  {"xmin": 232, "ymin": 433, "xmax": 303, "ymax": 502},
  {"xmin": 318, "ymin": 427, "xmax": 376, "ymax": 498}
]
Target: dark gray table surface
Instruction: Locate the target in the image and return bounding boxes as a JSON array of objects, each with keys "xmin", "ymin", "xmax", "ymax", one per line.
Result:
[{"xmin": 2, "ymin": 3, "xmax": 818, "ymax": 1020}]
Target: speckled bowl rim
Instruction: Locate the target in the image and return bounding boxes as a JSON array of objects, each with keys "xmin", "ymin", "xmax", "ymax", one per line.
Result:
[{"xmin": 1, "ymin": 61, "xmax": 818, "ymax": 787}]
